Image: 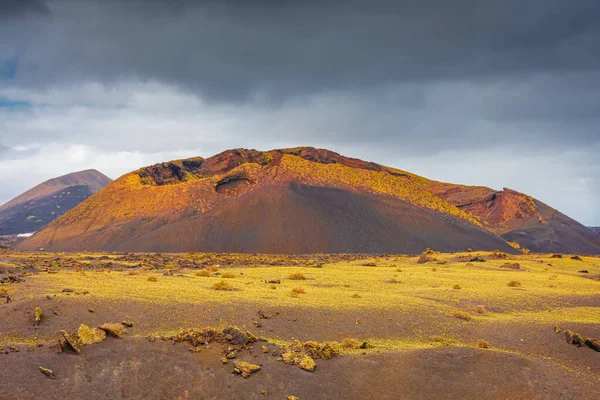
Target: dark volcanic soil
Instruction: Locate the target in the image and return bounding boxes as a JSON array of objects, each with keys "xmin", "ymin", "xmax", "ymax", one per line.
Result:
[{"xmin": 3, "ymin": 338, "xmax": 596, "ymax": 400}]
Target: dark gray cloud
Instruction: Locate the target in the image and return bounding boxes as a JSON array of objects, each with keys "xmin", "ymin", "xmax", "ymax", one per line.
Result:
[
  {"xmin": 3, "ymin": 0, "xmax": 599, "ymax": 100},
  {"xmin": 0, "ymin": 0, "xmax": 599, "ymax": 224},
  {"xmin": 0, "ymin": 0, "xmax": 49, "ymax": 19}
]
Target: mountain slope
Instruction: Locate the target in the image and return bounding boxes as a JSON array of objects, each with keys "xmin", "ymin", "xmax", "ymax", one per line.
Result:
[
  {"xmin": 427, "ymin": 184, "xmax": 600, "ymax": 254},
  {"xmin": 0, "ymin": 170, "xmax": 112, "ymax": 235},
  {"xmin": 19, "ymin": 148, "xmax": 599, "ymax": 254},
  {"xmin": 589, "ymin": 227, "xmax": 600, "ymax": 235}
]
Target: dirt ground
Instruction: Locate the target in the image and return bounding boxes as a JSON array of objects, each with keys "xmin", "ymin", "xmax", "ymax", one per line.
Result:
[{"xmin": 1, "ymin": 250, "xmax": 599, "ymax": 399}]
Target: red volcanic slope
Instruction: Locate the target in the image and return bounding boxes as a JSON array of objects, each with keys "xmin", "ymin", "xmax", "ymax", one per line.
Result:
[{"xmin": 19, "ymin": 148, "xmax": 600, "ymax": 254}]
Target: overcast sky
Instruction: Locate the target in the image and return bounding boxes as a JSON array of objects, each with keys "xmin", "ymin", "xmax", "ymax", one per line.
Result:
[{"xmin": 1, "ymin": 0, "xmax": 599, "ymax": 225}]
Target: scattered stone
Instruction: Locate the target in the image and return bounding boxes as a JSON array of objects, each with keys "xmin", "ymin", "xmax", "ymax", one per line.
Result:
[
  {"xmin": 565, "ymin": 330, "xmax": 586, "ymax": 347},
  {"xmin": 578, "ymin": 270, "xmax": 589, "ymax": 274},
  {"xmin": 298, "ymin": 355, "xmax": 316, "ymax": 372},
  {"xmin": 584, "ymin": 338, "xmax": 600, "ymax": 352},
  {"xmin": 121, "ymin": 320, "xmax": 134, "ymax": 327},
  {"xmin": 226, "ymin": 351, "xmax": 237, "ymax": 359},
  {"xmin": 490, "ymin": 251, "xmax": 509, "ymax": 259},
  {"xmin": 262, "ymin": 346, "xmax": 269, "ymax": 353},
  {"xmin": 62, "ymin": 288, "xmax": 74, "ymax": 293},
  {"xmin": 288, "ymin": 396, "xmax": 300, "ymax": 400},
  {"xmin": 258, "ymin": 310, "xmax": 279, "ymax": 319},
  {"xmin": 417, "ymin": 248, "xmax": 437, "ymax": 264},
  {"xmin": 564, "ymin": 330, "xmax": 600, "ymax": 352},
  {"xmin": 233, "ymin": 361, "xmax": 261, "ymax": 378},
  {"xmin": 500, "ymin": 263, "xmax": 521, "ymax": 270},
  {"xmin": 88, "ymin": 308, "xmax": 95, "ymax": 313},
  {"xmin": 469, "ymin": 255, "xmax": 486, "ymax": 263},
  {"xmin": 260, "ymin": 389, "xmax": 268, "ymax": 396},
  {"xmin": 39, "ymin": 366, "xmax": 55, "ymax": 379},
  {"xmin": 78, "ymin": 324, "xmax": 106, "ymax": 345},
  {"xmin": 59, "ymin": 330, "xmax": 81, "ymax": 354},
  {"xmin": 98, "ymin": 323, "xmax": 126, "ymax": 338},
  {"xmin": 221, "ymin": 357, "xmax": 229, "ymax": 364},
  {"xmin": 550, "ymin": 254, "xmax": 563, "ymax": 258},
  {"xmin": 34, "ymin": 307, "xmax": 43, "ymax": 326},
  {"xmin": 571, "ymin": 255, "xmax": 583, "ymax": 261},
  {"xmin": 554, "ymin": 326, "xmax": 561, "ymax": 334}
]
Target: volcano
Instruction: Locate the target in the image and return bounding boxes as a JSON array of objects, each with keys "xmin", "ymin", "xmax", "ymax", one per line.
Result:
[
  {"xmin": 0, "ymin": 169, "xmax": 112, "ymax": 235},
  {"xmin": 19, "ymin": 148, "xmax": 600, "ymax": 254}
]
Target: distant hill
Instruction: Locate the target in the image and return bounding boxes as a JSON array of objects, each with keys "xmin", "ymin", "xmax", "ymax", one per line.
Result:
[
  {"xmin": 589, "ymin": 227, "xmax": 600, "ymax": 234},
  {"xmin": 427, "ymin": 185, "xmax": 600, "ymax": 254},
  {"xmin": 19, "ymin": 148, "xmax": 600, "ymax": 254},
  {"xmin": 0, "ymin": 170, "xmax": 112, "ymax": 235}
]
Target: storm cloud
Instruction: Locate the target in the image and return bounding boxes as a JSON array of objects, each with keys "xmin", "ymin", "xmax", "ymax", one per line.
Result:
[{"xmin": 1, "ymin": 0, "xmax": 599, "ymax": 224}]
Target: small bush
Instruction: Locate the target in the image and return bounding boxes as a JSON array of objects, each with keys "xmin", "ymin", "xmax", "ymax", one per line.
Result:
[
  {"xmin": 289, "ymin": 272, "xmax": 307, "ymax": 280},
  {"xmin": 147, "ymin": 276, "xmax": 158, "ymax": 282},
  {"xmin": 447, "ymin": 311, "xmax": 472, "ymax": 321},
  {"xmin": 453, "ymin": 284, "xmax": 461, "ymax": 290},
  {"xmin": 291, "ymin": 287, "xmax": 306, "ymax": 294},
  {"xmin": 128, "ymin": 270, "xmax": 140, "ymax": 275},
  {"xmin": 476, "ymin": 339, "xmax": 489, "ymax": 349},
  {"xmin": 212, "ymin": 280, "xmax": 233, "ymax": 291},
  {"xmin": 500, "ymin": 262, "xmax": 521, "ymax": 270},
  {"xmin": 396, "ymin": 268, "xmax": 403, "ymax": 272},
  {"xmin": 341, "ymin": 338, "xmax": 360, "ymax": 349},
  {"xmin": 507, "ymin": 280, "xmax": 522, "ymax": 288},
  {"xmin": 474, "ymin": 305, "xmax": 486, "ymax": 314},
  {"xmin": 221, "ymin": 271, "xmax": 236, "ymax": 279},
  {"xmin": 432, "ymin": 267, "xmax": 437, "ymax": 272},
  {"xmin": 196, "ymin": 270, "xmax": 211, "ymax": 277}
]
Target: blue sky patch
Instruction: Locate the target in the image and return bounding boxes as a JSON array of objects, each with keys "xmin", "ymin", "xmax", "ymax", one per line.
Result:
[{"xmin": 0, "ymin": 99, "xmax": 31, "ymax": 108}]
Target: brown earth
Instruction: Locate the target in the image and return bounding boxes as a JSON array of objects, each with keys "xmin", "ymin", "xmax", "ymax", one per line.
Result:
[
  {"xmin": 2, "ymin": 273, "xmax": 600, "ymax": 399},
  {"xmin": 19, "ymin": 148, "xmax": 600, "ymax": 254}
]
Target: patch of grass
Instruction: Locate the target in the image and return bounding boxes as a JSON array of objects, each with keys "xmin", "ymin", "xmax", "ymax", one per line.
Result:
[
  {"xmin": 128, "ymin": 270, "xmax": 140, "ymax": 275},
  {"xmin": 212, "ymin": 280, "xmax": 233, "ymax": 291},
  {"xmin": 507, "ymin": 280, "xmax": 522, "ymax": 288},
  {"xmin": 288, "ymin": 272, "xmax": 307, "ymax": 280},
  {"xmin": 452, "ymin": 284, "xmax": 461, "ymax": 290},
  {"xmin": 147, "ymin": 276, "xmax": 158, "ymax": 282},
  {"xmin": 221, "ymin": 271, "xmax": 236, "ymax": 279},
  {"xmin": 291, "ymin": 287, "xmax": 306, "ymax": 295},
  {"xmin": 195, "ymin": 270, "xmax": 211, "ymax": 277},
  {"xmin": 446, "ymin": 311, "xmax": 472, "ymax": 321}
]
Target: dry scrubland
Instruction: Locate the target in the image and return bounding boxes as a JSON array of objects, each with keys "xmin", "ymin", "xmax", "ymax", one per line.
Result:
[{"xmin": 1, "ymin": 250, "xmax": 599, "ymax": 399}]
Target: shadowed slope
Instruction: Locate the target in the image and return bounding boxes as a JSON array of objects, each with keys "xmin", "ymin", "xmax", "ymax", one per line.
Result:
[{"xmin": 0, "ymin": 170, "xmax": 112, "ymax": 235}]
